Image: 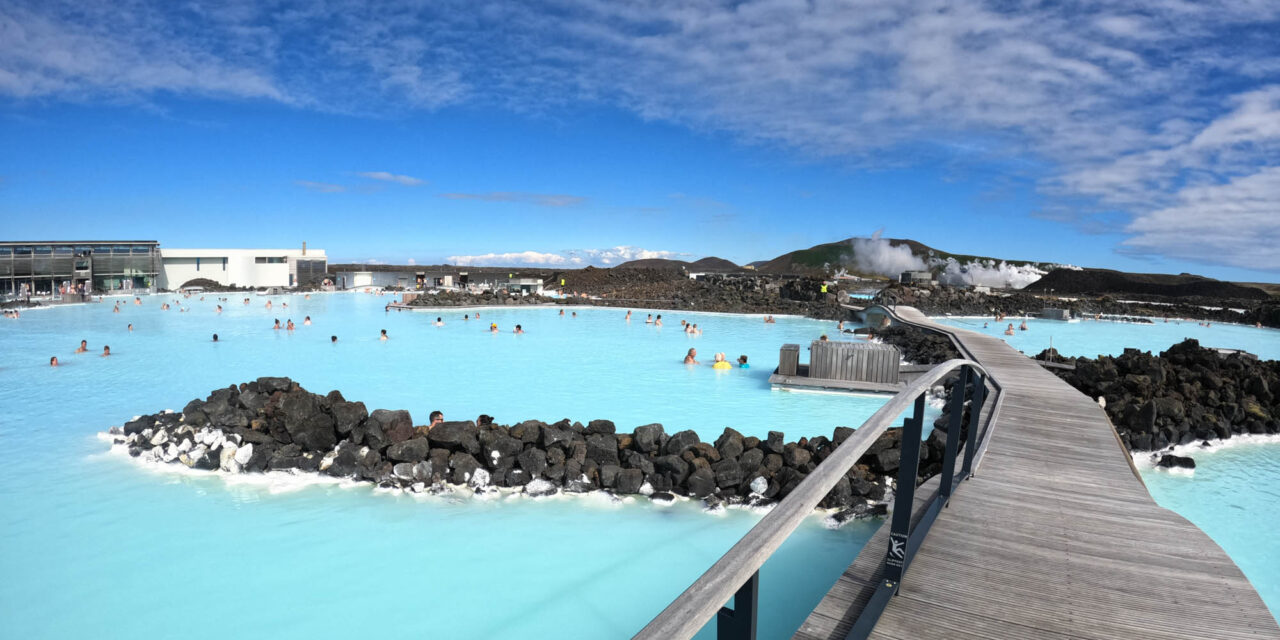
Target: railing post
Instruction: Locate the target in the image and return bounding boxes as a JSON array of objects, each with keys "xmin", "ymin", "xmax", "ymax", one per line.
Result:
[
  {"xmin": 884, "ymin": 393, "xmax": 925, "ymax": 584},
  {"xmin": 961, "ymin": 372, "xmax": 987, "ymax": 477},
  {"xmin": 938, "ymin": 366, "xmax": 971, "ymax": 501},
  {"xmin": 716, "ymin": 570, "xmax": 758, "ymax": 640}
]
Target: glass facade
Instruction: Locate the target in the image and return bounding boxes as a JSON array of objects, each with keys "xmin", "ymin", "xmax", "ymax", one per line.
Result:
[
  {"xmin": 293, "ymin": 259, "xmax": 327, "ymax": 287},
  {"xmin": 0, "ymin": 241, "xmax": 160, "ymax": 298}
]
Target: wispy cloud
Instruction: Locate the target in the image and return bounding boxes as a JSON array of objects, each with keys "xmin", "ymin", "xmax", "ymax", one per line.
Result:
[
  {"xmin": 357, "ymin": 171, "xmax": 423, "ymax": 186},
  {"xmin": 440, "ymin": 192, "xmax": 587, "ymax": 207},
  {"xmin": 448, "ymin": 250, "xmax": 577, "ymax": 266},
  {"xmin": 5, "ymin": 1, "xmax": 1279, "ymax": 269},
  {"xmin": 1121, "ymin": 166, "xmax": 1280, "ymax": 270},
  {"xmin": 448, "ymin": 246, "xmax": 689, "ymax": 266},
  {"xmin": 296, "ymin": 180, "xmax": 345, "ymax": 193}
]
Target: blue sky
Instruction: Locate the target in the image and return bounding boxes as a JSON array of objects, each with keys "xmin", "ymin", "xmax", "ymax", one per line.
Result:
[{"xmin": 1, "ymin": 1, "xmax": 1278, "ymax": 281}]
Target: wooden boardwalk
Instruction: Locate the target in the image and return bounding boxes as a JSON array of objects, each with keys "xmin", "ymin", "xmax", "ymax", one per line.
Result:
[{"xmin": 796, "ymin": 306, "xmax": 1279, "ymax": 640}]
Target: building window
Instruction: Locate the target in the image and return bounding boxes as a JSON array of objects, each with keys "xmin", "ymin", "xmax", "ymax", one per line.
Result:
[
  {"xmin": 254, "ymin": 256, "xmax": 286, "ymax": 264},
  {"xmin": 196, "ymin": 257, "xmax": 200, "ymax": 271},
  {"xmin": 223, "ymin": 257, "xmax": 227, "ymax": 270}
]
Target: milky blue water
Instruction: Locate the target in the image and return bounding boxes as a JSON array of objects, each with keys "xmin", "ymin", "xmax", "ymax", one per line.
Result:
[
  {"xmin": 0, "ymin": 294, "xmax": 891, "ymax": 639},
  {"xmin": 935, "ymin": 316, "xmax": 1280, "ymax": 361},
  {"xmin": 1137, "ymin": 438, "xmax": 1280, "ymax": 620},
  {"xmin": 939, "ymin": 314, "xmax": 1280, "ymax": 619}
]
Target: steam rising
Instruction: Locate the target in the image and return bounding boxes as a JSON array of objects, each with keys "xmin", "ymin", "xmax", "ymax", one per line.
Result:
[
  {"xmin": 847, "ymin": 233, "xmax": 1065, "ymax": 289},
  {"xmin": 850, "ymin": 234, "xmax": 928, "ymax": 275},
  {"xmin": 936, "ymin": 258, "xmax": 1048, "ymax": 289}
]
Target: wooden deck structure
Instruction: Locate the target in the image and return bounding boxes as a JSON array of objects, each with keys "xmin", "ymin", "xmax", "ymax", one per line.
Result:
[{"xmin": 796, "ymin": 306, "xmax": 1279, "ymax": 640}]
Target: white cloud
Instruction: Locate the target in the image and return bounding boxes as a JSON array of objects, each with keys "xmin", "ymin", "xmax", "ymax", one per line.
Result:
[
  {"xmin": 569, "ymin": 246, "xmax": 690, "ymax": 265},
  {"xmin": 296, "ymin": 180, "xmax": 345, "ymax": 193},
  {"xmin": 448, "ymin": 246, "xmax": 688, "ymax": 266},
  {"xmin": 406, "ymin": 258, "xmax": 416, "ymax": 265},
  {"xmin": 0, "ymin": 4, "xmax": 286, "ymax": 102},
  {"xmin": 1122, "ymin": 166, "xmax": 1280, "ymax": 270},
  {"xmin": 447, "ymin": 251, "xmax": 574, "ymax": 266},
  {"xmin": 439, "ymin": 192, "xmax": 586, "ymax": 207},
  {"xmin": 357, "ymin": 171, "xmax": 424, "ymax": 186}
]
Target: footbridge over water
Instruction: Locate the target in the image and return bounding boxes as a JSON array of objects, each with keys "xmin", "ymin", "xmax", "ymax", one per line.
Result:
[{"xmin": 637, "ymin": 305, "xmax": 1279, "ymax": 640}]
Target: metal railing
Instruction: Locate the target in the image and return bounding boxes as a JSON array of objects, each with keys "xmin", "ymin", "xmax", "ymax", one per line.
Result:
[{"xmin": 634, "ymin": 358, "xmax": 993, "ymax": 640}]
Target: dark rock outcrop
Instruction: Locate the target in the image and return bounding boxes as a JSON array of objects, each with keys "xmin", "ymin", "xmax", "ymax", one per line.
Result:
[
  {"xmin": 103, "ymin": 377, "xmax": 975, "ymax": 516},
  {"xmin": 1049, "ymin": 339, "xmax": 1279, "ymax": 451}
]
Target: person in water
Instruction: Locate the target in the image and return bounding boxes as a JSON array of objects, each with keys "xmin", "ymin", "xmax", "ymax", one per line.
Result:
[
  {"xmin": 625, "ymin": 310, "xmax": 632, "ymax": 321},
  {"xmin": 683, "ymin": 348, "xmax": 699, "ymax": 365},
  {"xmin": 819, "ymin": 334, "xmax": 829, "ymax": 341},
  {"xmin": 1019, "ymin": 319, "xmax": 1028, "ymax": 331},
  {"xmin": 76, "ymin": 340, "xmax": 88, "ymax": 353},
  {"xmin": 738, "ymin": 355, "xmax": 749, "ymax": 368},
  {"xmin": 128, "ymin": 323, "xmax": 133, "ymax": 332},
  {"xmin": 514, "ymin": 324, "xmax": 524, "ymax": 334},
  {"xmin": 435, "ymin": 317, "xmax": 444, "ymax": 326},
  {"xmin": 490, "ymin": 323, "xmax": 499, "ymax": 333},
  {"xmin": 304, "ymin": 316, "xmax": 311, "ymax": 325},
  {"xmin": 1004, "ymin": 323, "xmax": 1015, "ymax": 336},
  {"xmin": 380, "ymin": 329, "xmax": 388, "ymax": 341},
  {"xmin": 50, "ymin": 356, "xmax": 59, "ymax": 367},
  {"xmin": 212, "ymin": 334, "xmax": 219, "ymax": 342},
  {"xmin": 216, "ymin": 304, "xmax": 222, "ymax": 313},
  {"xmin": 286, "ymin": 319, "xmax": 295, "ymax": 331},
  {"xmin": 645, "ymin": 314, "xmax": 654, "ymax": 324},
  {"xmin": 331, "ymin": 335, "xmax": 338, "ymax": 343},
  {"xmin": 712, "ymin": 353, "xmax": 732, "ymax": 369},
  {"xmin": 273, "ymin": 319, "xmax": 281, "ymax": 330},
  {"xmin": 559, "ymin": 309, "xmax": 565, "ymax": 316},
  {"xmin": 655, "ymin": 315, "xmax": 663, "ymax": 327},
  {"xmin": 101, "ymin": 345, "xmax": 111, "ymax": 357}
]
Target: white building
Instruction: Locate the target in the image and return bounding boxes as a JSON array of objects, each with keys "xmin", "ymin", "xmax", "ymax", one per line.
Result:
[
  {"xmin": 159, "ymin": 247, "xmax": 328, "ymax": 289},
  {"xmin": 503, "ymin": 278, "xmax": 545, "ymax": 295}
]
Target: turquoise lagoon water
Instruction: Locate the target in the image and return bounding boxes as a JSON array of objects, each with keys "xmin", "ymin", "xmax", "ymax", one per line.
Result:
[
  {"xmin": 935, "ymin": 315, "xmax": 1280, "ymax": 361},
  {"xmin": 1138, "ymin": 438, "xmax": 1280, "ymax": 619},
  {"xmin": 940, "ymin": 314, "xmax": 1280, "ymax": 618},
  {"xmin": 0, "ymin": 294, "xmax": 890, "ymax": 639}
]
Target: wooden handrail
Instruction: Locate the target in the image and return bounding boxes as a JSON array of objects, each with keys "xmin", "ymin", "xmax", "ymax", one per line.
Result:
[{"xmin": 633, "ymin": 358, "xmax": 987, "ymax": 640}]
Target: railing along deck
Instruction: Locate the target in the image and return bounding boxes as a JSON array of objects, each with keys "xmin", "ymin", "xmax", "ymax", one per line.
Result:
[{"xmin": 634, "ymin": 357, "xmax": 993, "ymax": 639}]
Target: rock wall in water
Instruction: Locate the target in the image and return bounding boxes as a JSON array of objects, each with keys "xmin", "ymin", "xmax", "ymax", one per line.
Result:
[
  {"xmin": 1047, "ymin": 339, "xmax": 1280, "ymax": 452},
  {"xmin": 105, "ymin": 377, "xmax": 968, "ymax": 517}
]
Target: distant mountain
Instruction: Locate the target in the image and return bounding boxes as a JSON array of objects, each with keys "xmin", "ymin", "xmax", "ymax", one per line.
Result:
[
  {"xmin": 688, "ymin": 257, "xmax": 741, "ymax": 271},
  {"xmin": 614, "ymin": 258, "xmax": 689, "ymax": 269},
  {"xmin": 615, "ymin": 256, "xmax": 741, "ymax": 271},
  {"xmin": 1025, "ymin": 268, "xmax": 1270, "ymax": 300},
  {"xmin": 755, "ymin": 237, "xmax": 1050, "ymax": 276}
]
